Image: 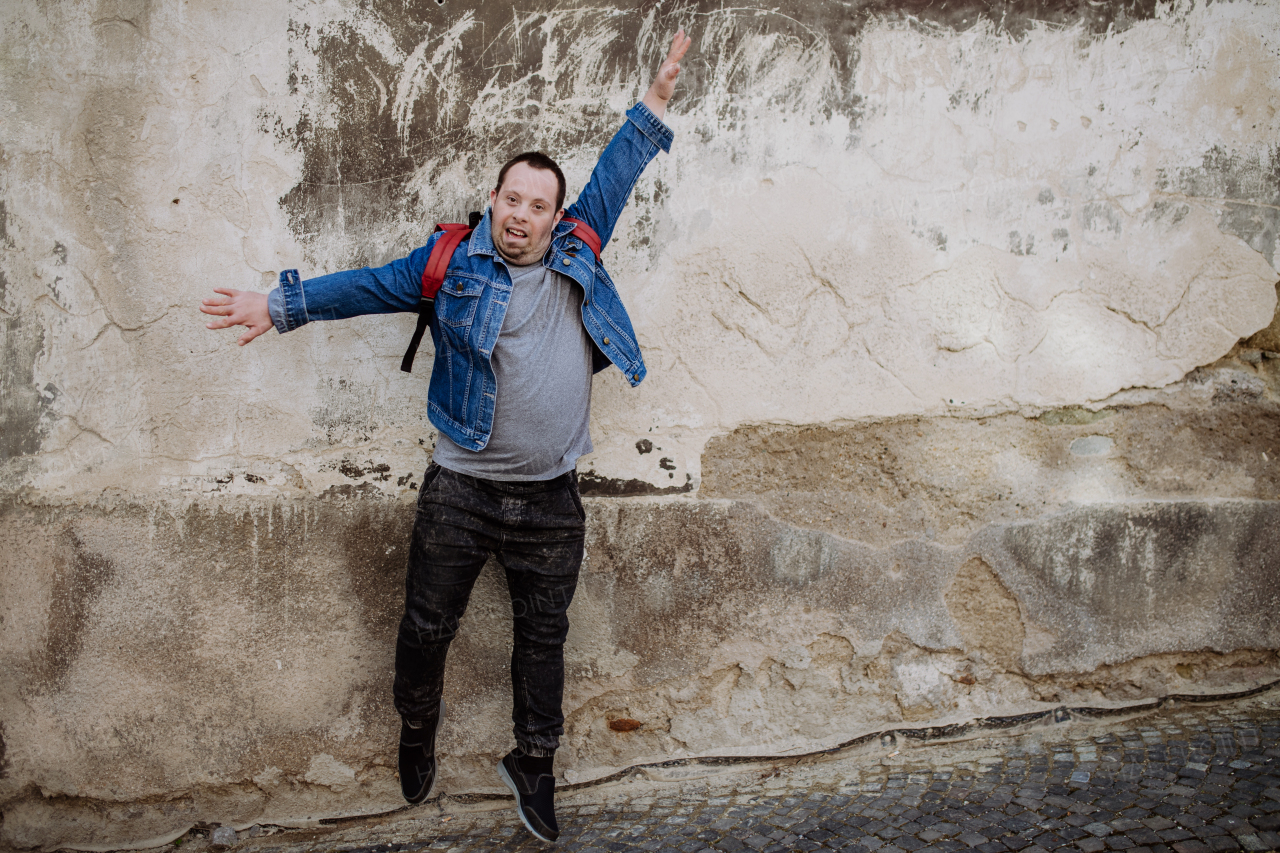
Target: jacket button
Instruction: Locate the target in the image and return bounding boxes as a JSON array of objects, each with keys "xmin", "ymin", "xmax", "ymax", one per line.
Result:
[
  {"xmin": 455, "ymin": 283, "xmax": 462, "ymax": 292},
  {"xmin": 583, "ymin": 300, "xmax": 589, "ymax": 307},
  {"xmin": 562, "ymin": 258, "xmax": 571, "ymax": 266},
  {"xmin": 633, "ymin": 374, "xmax": 640, "ymax": 381},
  {"xmin": 603, "ymin": 337, "xmax": 610, "ymax": 345}
]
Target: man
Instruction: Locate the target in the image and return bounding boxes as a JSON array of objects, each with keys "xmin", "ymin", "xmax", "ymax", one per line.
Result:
[{"xmin": 201, "ymin": 30, "xmax": 692, "ymax": 843}]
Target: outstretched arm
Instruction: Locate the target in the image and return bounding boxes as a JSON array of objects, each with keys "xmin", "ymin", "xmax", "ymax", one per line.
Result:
[
  {"xmin": 641, "ymin": 29, "xmax": 692, "ymax": 120},
  {"xmin": 561, "ymin": 30, "xmax": 691, "ymax": 249},
  {"xmin": 201, "ymin": 246, "xmax": 439, "ymax": 345},
  {"xmin": 201, "ymin": 288, "xmax": 272, "ymax": 346}
]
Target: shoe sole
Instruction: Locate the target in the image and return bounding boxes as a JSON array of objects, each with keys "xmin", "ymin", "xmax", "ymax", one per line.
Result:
[
  {"xmin": 497, "ymin": 759, "xmax": 556, "ymax": 843},
  {"xmin": 404, "ymin": 698, "xmax": 446, "ymax": 804}
]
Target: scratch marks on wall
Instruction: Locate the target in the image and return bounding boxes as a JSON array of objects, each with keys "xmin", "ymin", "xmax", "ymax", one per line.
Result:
[
  {"xmin": 851, "ymin": 0, "xmax": 1161, "ymax": 37},
  {"xmin": 622, "ymin": 1, "xmax": 1280, "ymax": 446},
  {"xmin": 274, "ymin": 0, "xmax": 1265, "ymax": 276},
  {"xmin": 274, "ymin": 0, "xmax": 862, "ymax": 268},
  {"xmin": 391, "ymin": 13, "xmax": 477, "ymax": 148}
]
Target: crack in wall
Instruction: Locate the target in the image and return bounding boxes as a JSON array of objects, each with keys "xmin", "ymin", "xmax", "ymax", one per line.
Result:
[{"xmin": 2, "ymin": 2, "xmax": 1280, "ymax": 844}]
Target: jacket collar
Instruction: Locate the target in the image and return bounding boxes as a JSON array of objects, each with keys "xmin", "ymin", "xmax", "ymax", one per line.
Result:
[{"xmin": 467, "ymin": 208, "xmax": 499, "ymax": 258}]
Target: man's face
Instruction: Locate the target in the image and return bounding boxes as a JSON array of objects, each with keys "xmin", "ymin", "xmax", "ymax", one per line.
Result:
[{"xmin": 489, "ymin": 162, "xmax": 564, "ymax": 265}]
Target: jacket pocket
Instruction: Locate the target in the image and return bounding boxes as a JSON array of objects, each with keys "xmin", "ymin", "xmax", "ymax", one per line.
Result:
[{"xmin": 435, "ymin": 277, "xmax": 484, "ymax": 328}]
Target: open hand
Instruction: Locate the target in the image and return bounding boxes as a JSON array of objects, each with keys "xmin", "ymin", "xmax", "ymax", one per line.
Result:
[
  {"xmin": 642, "ymin": 29, "xmax": 693, "ymax": 118},
  {"xmin": 201, "ymin": 287, "xmax": 273, "ymax": 346}
]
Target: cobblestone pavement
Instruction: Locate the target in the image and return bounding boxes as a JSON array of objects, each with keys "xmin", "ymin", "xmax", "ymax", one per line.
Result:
[{"xmin": 208, "ymin": 694, "xmax": 1280, "ymax": 853}]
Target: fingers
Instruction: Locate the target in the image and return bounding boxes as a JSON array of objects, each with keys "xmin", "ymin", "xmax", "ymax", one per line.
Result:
[
  {"xmin": 206, "ymin": 308, "xmax": 267, "ymax": 343},
  {"xmin": 659, "ymin": 29, "xmax": 691, "ymax": 89},
  {"xmin": 201, "ymin": 293, "xmax": 241, "ymax": 325},
  {"xmin": 666, "ymin": 29, "xmax": 690, "ymax": 62},
  {"xmin": 200, "ymin": 296, "xmax": 240, "ymax": 326},
  {"xmin": 237, "ymin": 322, "xmax": 271, "ymax": 346},
  {"xmin": 202, "ymin": 289, "xmax": 271, "ymax": 342},
  {"xmin": 667, "ymin": 29, "xmax": 691, "ymax": 65},
  {"xmin": 205, "ymin": 312, "xmax": 239, "ymax": 330}
]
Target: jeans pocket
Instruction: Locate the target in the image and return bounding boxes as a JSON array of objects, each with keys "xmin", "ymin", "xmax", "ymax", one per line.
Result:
[
  {"xmin": 417, "ymin": 463, "xmax": 443, "ymax": 507},
  {"xmin": 567, "ymin": 473, "xmax": 586, "ymax": 523}
]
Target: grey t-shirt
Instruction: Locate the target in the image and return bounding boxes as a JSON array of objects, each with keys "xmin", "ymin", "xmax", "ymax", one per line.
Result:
[{"xmin": 432, "ymin": 260, "xmax": 594, "ymax": 481}]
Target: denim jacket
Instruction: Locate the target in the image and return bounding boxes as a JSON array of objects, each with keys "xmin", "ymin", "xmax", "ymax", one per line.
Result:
[{"xmin": 269, "ymin": 103, "xmax": 672, "ymax": 452}]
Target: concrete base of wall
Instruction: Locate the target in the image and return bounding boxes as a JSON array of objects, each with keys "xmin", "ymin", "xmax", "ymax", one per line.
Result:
[{"xmin": 2, "ymin": 352, "xmax": 1277, "ymax": 849}]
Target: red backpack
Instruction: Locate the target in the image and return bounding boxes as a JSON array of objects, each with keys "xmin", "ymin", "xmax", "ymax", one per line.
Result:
[{"xmin": 400, "ymin": 214, "xmax": 603, "ymax": 372}]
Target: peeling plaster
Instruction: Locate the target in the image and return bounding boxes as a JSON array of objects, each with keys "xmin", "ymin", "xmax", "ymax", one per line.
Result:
[
  {"xmin": 1158, "ymin": 145, "xmax": 1280, "ymax": 268},
  {"xmin": 702, "ymin": 360, "xmax": 1280, "ymax": 548},
  {"xmin": 2, "ymin": 0, "xmax": 1280, "ymax": 846},
  {"xmin": 0, "ymin": 1, "xmax": 1277, "ymax": 491}
]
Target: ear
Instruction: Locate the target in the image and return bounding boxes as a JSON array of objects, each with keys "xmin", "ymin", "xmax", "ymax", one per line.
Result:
[
  {"xmin": 490, "ymin": 188, "xmax": 498, "ymax": 207},
  {"xmin": 554, "ymin": 208, "xmax": 564, "ymax": 226}
]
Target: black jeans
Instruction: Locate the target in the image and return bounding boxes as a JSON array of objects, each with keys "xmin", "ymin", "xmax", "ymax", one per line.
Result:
[{"xmin": 393, "ymin": 463, "xmax": 586, "ymax": 756}]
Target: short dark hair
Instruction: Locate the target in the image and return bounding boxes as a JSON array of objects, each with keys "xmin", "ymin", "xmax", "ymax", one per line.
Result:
[{"xmin": 494, "ymin": 152, "xmax": 566, "ymax": 212}]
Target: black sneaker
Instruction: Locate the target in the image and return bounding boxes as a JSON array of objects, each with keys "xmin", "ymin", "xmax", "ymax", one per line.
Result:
[
  {"xmin": 398, "ymin": 699, "xmax": 445, "ymax": 803},
  {"xmin": 497, "ymin": 749, "xmax": 559, "ymax": 842}
]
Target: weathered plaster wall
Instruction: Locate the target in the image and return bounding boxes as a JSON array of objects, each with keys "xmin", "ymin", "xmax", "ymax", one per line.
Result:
[{"xmin": 1, "ymin": 0, "xmax": 1278, "ymax": 848}]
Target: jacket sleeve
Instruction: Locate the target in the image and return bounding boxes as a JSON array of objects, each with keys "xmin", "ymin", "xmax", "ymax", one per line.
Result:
[
  {"xmin": 271, "ymin": 236, "xmax": 438, "ymax": 333},
  {"xmin": 562, "ymin": 102, "xmax": 673, "ymax": 252}
]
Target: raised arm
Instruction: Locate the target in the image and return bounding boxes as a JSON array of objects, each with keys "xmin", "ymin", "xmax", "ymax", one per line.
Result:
[
  {"xmin": 641, "ymin": 30, "xmax": 692, "ymax": 120},
  {"xmin": 561, "ymin": 30, "xmax": 693, "ymax": 250}
]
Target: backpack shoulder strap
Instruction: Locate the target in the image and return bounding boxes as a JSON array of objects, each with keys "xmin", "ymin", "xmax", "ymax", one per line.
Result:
[
  {"xmin": 401, "ymin": 224, "xmax": 472, "ymax": 373},
  {"xmin": 561, "ymin": 216, "xmax": 602, "ymax": 261},
  {"xmin": 421, "ymin": 223, "xmax": 472, "ymax": 299}
]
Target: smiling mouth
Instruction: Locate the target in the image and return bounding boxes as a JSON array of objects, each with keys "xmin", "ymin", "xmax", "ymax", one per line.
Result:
[{"xmin": 505, "ymin": 228, "xmax": 528, "ymax": 240}]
